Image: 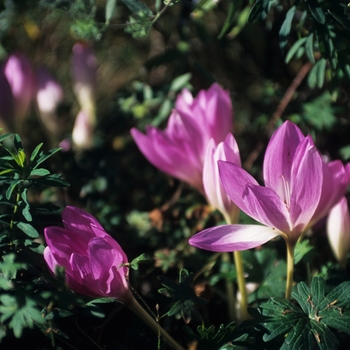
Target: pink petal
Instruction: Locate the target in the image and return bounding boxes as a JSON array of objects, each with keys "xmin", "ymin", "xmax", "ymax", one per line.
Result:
[
  {"xmin": 289, "ymin": 136, "xmax": 323, "ymax": 233},
  {"xmin": 189, "ymin": 224, "xmax": 280, "ymax": 252},
  {"xmin": 218, "ymin": 160, "xmax": 259, "ymax": 215},
  {"xmin": 327, "ymin": 197, "xmax": 350, "ymax": 267},
  {"xmin": 44, "ymin": 226, "xmax": 88, "ymax": 264},
  {"xmin": 244, "ymin": 184, "xmax": 291, "ymax": 233},
  {"xmin": 62, "ymin": 206, "xmax": 106, "ymax": 240},
  {"xmin": 312, "ymin": 161, "xmax": 350, "ymax": 224},
  {"xmin": 88, "ymin": 237, "xmax": 128, "ymax": 297},
  {"xmin": 263, "ymin": 121, "xmax": 304, "ymax": 201},
  {"xmin": 43, "ymin": 246, "xmax": 58, "ymax": 274},
  {"xmin": 131, "ymin": 126, "xmax": 203, "ymax": 192}
]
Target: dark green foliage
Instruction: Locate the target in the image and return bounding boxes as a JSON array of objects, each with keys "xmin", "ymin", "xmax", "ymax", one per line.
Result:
[
  {"xmin": 255, "ymin": 277, "xmax": 350, "ymax": 349},
  {"xmin": 158, "ymin": 269, "xmax": 208, "ymax": 323}
]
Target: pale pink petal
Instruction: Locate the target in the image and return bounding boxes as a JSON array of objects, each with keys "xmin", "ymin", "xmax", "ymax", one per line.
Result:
[
  {"xmin": 327, "ymin": 197, "xmax": 350, "ymax": 267},
  {"xmin": 244, "ymin": 184, "xmax": 291, "ymax": 233},
  {"xmin": 43, "ymin": 246, "xmax": 58, "ymax": 274},
  {"xmin": 189, "ymin": 224, "xmax": 280, "ymax": 252},
  {"xmin": 289, "ymin": 136, "xmax": 323, "ymax": 232},
  {"xmin": 218, "ymin": 160, "xmax": 259, "ymax": 215},
  {"xmin": 263, "ymin": 121, "xmax": 304, "ymax": 201}
]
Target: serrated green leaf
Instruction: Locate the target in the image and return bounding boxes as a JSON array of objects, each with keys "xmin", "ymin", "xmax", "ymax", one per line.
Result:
[
  {"xmin": 16, "ymin": 222, "xmax": 39, "ymax": 238},
  {"xmin": 279, "ymin": 6, "xmax": 296, "ymax": 53},
  {"xmin": 310, "ymin": 276, "xmax": 325, "ymax": 306}
]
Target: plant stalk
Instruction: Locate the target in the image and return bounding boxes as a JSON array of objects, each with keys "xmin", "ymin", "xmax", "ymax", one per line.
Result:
[
  {"xmin": 285, "ymin": 242, "xmax": 295, "ymax": 299},
  {"xmin": 233, "ymin": 250, "xmax": 249, "ymax": 320},
  {"xmin": 222, "ymin": 252, "xmax": 236, "ymax": 321},
  {"xmin": 124, "ymin": 293, "xmax": 185, "ymax": 350}
]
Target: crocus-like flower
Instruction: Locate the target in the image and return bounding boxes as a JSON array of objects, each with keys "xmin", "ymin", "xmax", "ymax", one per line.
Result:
[
  {"xmin": 203, "ymin": 133, "xmax": 241, "ymax": 224},
  {"xmin": 36, "ymin": 67, "xmax": 64, "ymax": 135},
  {"xmin": 72, "ymin": 110, "xmax": 94, "ymax": 150},
  {"xmin": 327, "ymin": 197, "xmax": 350, "ymax": 268},
  {"xmin": 71, "ymin": 42, "xmax": 97, "ymax": 125},
  {"xmin": 44, "ymin": 206, "xmax": 130, "ymax": 300},
  {"xmin": 3, "ymin": 53, "xmax": 34, "ymax": 122},
  {"xmin": 190, "ymin": 121, "xmax": 325, "ymax": 251},
  {"xmin": 131, "ymin": 83, "xmax": 233, "ymax": 193}
]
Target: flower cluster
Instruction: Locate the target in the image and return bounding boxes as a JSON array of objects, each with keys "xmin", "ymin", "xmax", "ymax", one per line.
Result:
[{"xmin": 0, "ymin": 44, "xmax": 97, "ymax": 149}]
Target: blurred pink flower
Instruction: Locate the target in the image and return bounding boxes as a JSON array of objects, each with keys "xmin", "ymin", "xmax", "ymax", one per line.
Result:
[
  {"xmin": 131, "ymin": 83, "xmax": 233, "ymax": 193},
  {"xmin": 35, "ymin": 67, "xmax": 64, "ymax": 134},
  {"xmin": 72, "ymin": 110, "xmax": 94, "ymax": 150},
  {"xmin": 327, "ymin": 197, "xmax": 350, "ymax": 268},
  {"xmin": 203, "ymin": 133, "xmax": 241, "ymax": 224},
  {"xmin": 190, "ymin": 121, "xmax": 329, "ymax": 251},
  {"xmin": 71, "ymin": 42, "xmax": 97, "ymax": 125},
  {"xmin": 3, "ymin": 53, "xmax": 34, "ymax": 122},
  {"xmin": 44, "ymin": 206, "xmax": 130, "ymax": 300}
]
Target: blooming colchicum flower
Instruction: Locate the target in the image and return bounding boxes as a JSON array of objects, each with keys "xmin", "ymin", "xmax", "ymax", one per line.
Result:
[
  {"xmin": 327, "ymin": 197, "xmax": 350, "ymax": 269},
  {"xmin": 189, "ymin": 121, "xmax": 350, "ymax": 298},
  {"xmin": 44, "ymin": 206, "xmax": 184, "ymax": 350},
  {"xmin": 44, "ymin": 206, "xmax": 130, "ymax": 300},
  {"xmin": 131, "ymin": 83, "xmax": 233, "ymax": 193}
]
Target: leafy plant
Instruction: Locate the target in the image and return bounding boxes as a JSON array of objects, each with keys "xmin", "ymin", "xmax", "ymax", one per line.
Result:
[{"xmin": 255, "ymin": 276, "xmax": 350, "ymax": 350}]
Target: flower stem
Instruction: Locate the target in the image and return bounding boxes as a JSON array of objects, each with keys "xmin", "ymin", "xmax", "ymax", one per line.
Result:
[
  {"xmin": 125, "ymin": 294, "xmax": 185, "ymax": 350},
  {"xmin": 222, "ymin": 252, "xmax": 236, "ymax": 321},
  {"xmin": 285, "ymin": 242, "xmax": 295, "ymax": 299},
  {"xmin": 233, "ymin": 251, "xmax": 249, "ymax": 320}
]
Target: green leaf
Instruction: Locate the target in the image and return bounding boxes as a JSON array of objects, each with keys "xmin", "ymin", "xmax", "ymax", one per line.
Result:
[
  {"xmin": 0, "ymin": 133, "xmax": 13, "ymax": 143},
  {"xmin": 31, "ymin": 174, "xmax": 70, "ymax": 187},
  {"xmin": 305, "ymin": 33, "xmax": 315, "ymax": 63},
  {"xmin": 307, "ymin": 0, "xmax": 325, "ymax": 24},
  {"xmin": 328, "ymin": 10, "xmax": 350, "ymax": 31},
  {"xmin": 285, "ymin": 37, "xmax": 307, "ymax": 63},
  {"xmin": 129, "ymin": 253, "xmax": 151, "ymax": 270},
  {"xmin": 29, "ymin": 168, "xmax": 50, "ymax": 177},
  {"xmin": 279, "ymin": 6, "xmax": 296, "ymax": 53},
  {"xmin": 31, "ymin": 148, "xmax": 61, "ymax": 170},
  {"xmin": 6, "ymin": 179, "xmax": 22, "ymax": 200},
  {"xmin": 16, "ymin": 222, "xmax": 39, "ymax": 238},
  {"xmin": 120, "ymin": 0, "xmax": 153, "ymax": 16},
  {"xmin": 158, "ymin": 269, "xmax": 207, "ymax": 324},
  {"xmin": 29, "ymin": 143, "xmax": 43, "ymax": 162},
  {"xmin": 21, "ymin": 191, "xmax": 32, "ymax": 222},
  {"xmin": 248, "ymin": 0, "xmax": 271, "ymax": 23},
  {"xmin": 105, "ymin": 0, "xmax": 117, "ymax": 24},
  {"xmin": 169, "ymin": 73, "xmax": 192, "ymax": 92}
]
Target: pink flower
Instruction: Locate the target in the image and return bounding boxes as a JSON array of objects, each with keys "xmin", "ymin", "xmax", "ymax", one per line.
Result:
[
  {"xmin": 190, "ymin": 121, "xmax": 349, "ymax": 252},
  {"xmin": 71, "ymin": 43, "xmax": 97, "ymax": 124},
  {"xmin": 72, "ymin": 110, "xmax": 94, "ymax": 150},
  {"xmin": 131, "ymin": 83, "xmax": 233, "ymax": 193},
  {"xmin": 35, "ymin": 67, "xmax": 64, "ymax": 134},
  {"xmin": 203, "ymin": 133, "xmax": 241, "ymax": 224},
  {"xmin": 44, "ymin": 206, "xmax": 130, "ymax": 300},
  {"xmin": 3, "ymin": 53, "xmax": 34, "ymax": 122},
  {"xmin": 327, "ymin": 197, "xmax": 350, "ymax": 268}
]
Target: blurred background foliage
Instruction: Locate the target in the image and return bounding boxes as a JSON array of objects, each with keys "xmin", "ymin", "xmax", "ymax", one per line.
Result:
[{"xmin": 1, "ymin": 0, "xmax": 350, "ymax": 348}]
